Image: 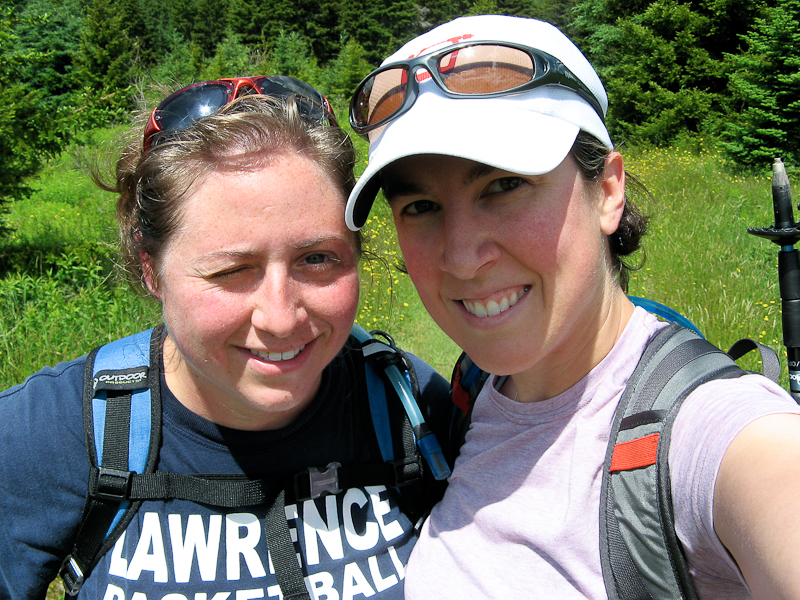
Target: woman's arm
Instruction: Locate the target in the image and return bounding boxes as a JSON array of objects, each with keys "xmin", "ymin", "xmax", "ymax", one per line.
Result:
[{"xmin": 714, "ymin": 413, "xmax": 800, "ymax": 599}]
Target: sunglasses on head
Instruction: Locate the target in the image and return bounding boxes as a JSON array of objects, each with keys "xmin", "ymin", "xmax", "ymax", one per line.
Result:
[
  {"xmin": 143, "ymin": 75, "xmax": 337, "ymax": 151},
  {"xmin": 349, "ymin": 41, "xmax": 604, "ymax": 142}
]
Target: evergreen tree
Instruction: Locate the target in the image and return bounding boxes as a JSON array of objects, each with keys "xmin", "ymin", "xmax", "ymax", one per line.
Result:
[
  {"xmin": 0, "ymin": 8, "xmax": 70, "ymax": 237},
  {"xmin": 265, "ymin": 30, "xmax": 320, "ymax": 85},
  {"xmin": 320, "ymin": 36, "xmax": 372, "ymax": 100},
  {"xmin": 13, "ymin": 0, "xmax": 84, "ymax": 110},
  {"xmin": 723, "ymin": 0, "xmax": 800, "ymax": 169},
  {"xmin": 572, "ymin": 0, "xmax": 766, "ymax": 145},
  {"xmin": 168, "ymin": 0, "xmax": 229, "ymax": 62},
  {"xmin": 75, "ymin": 0, "xmax": 139, "ymax": 91},
  {"xmin": 337, "ymin": 0, "xmax": 421, "ymax": 64},
  {"xmin": 202, "ymin": 31, "xmax": 255, "ymax": 80}
]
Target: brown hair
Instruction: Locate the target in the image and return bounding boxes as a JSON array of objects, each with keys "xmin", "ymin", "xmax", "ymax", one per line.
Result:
[
  {"xmin": 570, "ymin": 130, "xmax": 649, "ymax": 291},
  {"xmin": 101, "ymin": 95, "xmax": 358, "ymax": 294}
]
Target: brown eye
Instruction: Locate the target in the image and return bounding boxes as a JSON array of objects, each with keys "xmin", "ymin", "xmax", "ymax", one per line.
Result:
[
  {"xmin": 403, "ymin": 200, "xmax": 439, "ymax": 215},
  {"xmin": 488, "ymin": 177, "xmax": 522, "ymax": 193}
]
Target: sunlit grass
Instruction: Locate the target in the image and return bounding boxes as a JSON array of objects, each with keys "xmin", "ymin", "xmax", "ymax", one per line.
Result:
[{"xmin": 624, "ymin": 142, "xmax": 784, "ymax": 378}]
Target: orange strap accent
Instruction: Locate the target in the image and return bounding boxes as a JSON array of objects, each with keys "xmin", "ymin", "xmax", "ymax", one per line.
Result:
[{"xmin": 609, "ymin": 433, "xmax": 660, "ymax": 472}]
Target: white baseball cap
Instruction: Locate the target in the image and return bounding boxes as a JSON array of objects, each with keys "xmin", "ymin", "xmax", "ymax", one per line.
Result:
[{"xmin": 345, "ymin": 15, "xmax": 612, "ymax": 231}]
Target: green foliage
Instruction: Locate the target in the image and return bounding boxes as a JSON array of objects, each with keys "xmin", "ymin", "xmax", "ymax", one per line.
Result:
[
  {"xmin": 573, "ymin": 0, "xmax": 766, "ymax": 146},
  {"xmin": 337, "ymin": 0, "xmax": 421, "ymax": 64},
  {"xmin": 722, "ymin": 0, "xmax": 800, "ymax": 170},
  {"xmin": 201, "ymin": 31, "xmax": 257, "ymax": 80},
  {"xmin": 75, "ymin": 0, "xmax": 139, "ymax": 91},
  {"xmin": 319, "ymin": 37, "xmax": 373, "ymax": 102},
  {"xmin": 262, "ymin": 30, "xmax": 321, "ymax": 85},
  {"xmin": 12, "ymin": 0, "xmax": 84, "ymax": 109},
  {"xmin": 0, "ymin": 8, "xmax": 72, "ymax": 236}
]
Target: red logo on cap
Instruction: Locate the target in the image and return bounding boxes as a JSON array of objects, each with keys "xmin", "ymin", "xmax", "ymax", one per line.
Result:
[{"xmin": 408, "ymin": 33, "xmax": 475, "ymax": 83}]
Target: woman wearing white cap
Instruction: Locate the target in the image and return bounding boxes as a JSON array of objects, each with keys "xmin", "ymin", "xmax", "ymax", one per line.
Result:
[{"xmin": 345, "ymin": 14, "xmax": 800, "ymax": 600}]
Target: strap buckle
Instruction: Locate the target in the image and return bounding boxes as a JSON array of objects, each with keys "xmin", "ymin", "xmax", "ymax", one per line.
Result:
[
  {"xmin": 295, "ymin": 462, "xmax": 342, "ymax": 500},
  {"xmin": 390, "ymin": 455, "xmax": 422, "ymax": 487},
  {"xmin": 59, "ymin": 555, "xmax": 85, "ymax": 596},
  {"xmin": 92, "ymin": 467, "xmax": 133, "ymax": 501}
]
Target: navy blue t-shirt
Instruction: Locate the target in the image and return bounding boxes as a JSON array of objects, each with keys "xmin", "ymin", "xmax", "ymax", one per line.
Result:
[{"xmin": 0, "ymin": 333, "xmax": 450, "ymax": 599}]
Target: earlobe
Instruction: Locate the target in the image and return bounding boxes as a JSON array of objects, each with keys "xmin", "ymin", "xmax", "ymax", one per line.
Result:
[
  {"xmin": 600, "ymin": 152, "xmax": 626, "ymax": 236},
  {"xmin": 141, "ymin": 252, "xmax": 161, "ymax": 299}
]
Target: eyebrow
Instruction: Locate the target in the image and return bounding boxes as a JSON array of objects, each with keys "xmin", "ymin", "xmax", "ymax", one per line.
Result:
[
  {"xmin": 195, "ymin": 250, "xmax": 256, "ymax": 263},
  {"xmin": 194, "ymin": 236, "xmax": 346, "ymax": 262}
]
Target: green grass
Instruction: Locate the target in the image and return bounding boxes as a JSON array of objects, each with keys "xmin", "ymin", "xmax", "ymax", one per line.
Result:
[{"xmin": 623, "ymin": 142, "xmax": 783, "ymax": 378}]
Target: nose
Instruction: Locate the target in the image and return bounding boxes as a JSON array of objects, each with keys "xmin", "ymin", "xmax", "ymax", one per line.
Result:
[
  {"xmin": 250, "ymin": 269, "xmax": 308, "ymax": 338},
  {"xmin": 438, "ymin": 209, "xmax": 500, "ymax": 280}
]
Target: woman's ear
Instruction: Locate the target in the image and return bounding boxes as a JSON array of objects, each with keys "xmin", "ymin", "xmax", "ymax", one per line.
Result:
[
  {"xmin": 599, "ymin": 151, "xmax": 626, "ymax": 236},
  {"xmin": 141, "ymin": 252, "xmax": 161, "ymax": 299}
]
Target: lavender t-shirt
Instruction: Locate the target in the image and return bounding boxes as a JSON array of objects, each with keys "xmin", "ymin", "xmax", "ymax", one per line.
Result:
[{"xmin": 405, "ymin": 308, "xmax": 799, "ymax": 599}]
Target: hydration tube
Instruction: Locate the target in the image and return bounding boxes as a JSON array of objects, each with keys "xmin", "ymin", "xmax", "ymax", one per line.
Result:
[
  {"xmin": 628, "ymin": 296, "xmax": 704, "ymax": 337},
  {"xmin": 352, "ymin": 325, "xmax": 452, "ymax": 480}
]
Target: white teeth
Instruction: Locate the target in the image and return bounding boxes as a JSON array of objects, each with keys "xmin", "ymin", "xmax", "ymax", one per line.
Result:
[
  {"xmin": 253, "ymin": 345, "xmax": 305, "ymax": 361},
  {"xmin": 463, "ymin": 287, "xmax": 528, "ymax": 318}
]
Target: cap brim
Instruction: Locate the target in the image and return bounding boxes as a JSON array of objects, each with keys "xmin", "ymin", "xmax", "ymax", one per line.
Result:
[{"xmin": 346, "ymin": 91, "xmax": 601, "ymax": 230}]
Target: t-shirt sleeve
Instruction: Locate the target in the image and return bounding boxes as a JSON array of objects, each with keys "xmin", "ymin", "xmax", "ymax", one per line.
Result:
[
  {"xmin": 0, "ymin": 359, "xmax": 89, "ymax": 598},
  {"xmin": 669, "ymin": 373, "xmax": 800, "ymax": 589}
]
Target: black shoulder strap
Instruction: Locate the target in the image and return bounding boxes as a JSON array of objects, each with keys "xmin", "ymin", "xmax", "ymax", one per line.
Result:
[
  {"xmin": 61, "ymin": 326, "xmax": 163, "ymax": 597},
  {"xmin": 600, "ymin": 323, "xmax": 746, "ymax": 600}
]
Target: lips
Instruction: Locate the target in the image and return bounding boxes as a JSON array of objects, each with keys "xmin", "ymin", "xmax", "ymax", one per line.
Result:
[
  {"xmin": 251, "ymin": 344, "xmax": 306, "ymax": 362},
  {"xmin": 462, "ymin": 286, "xmax": 529, "ymax": 317}
]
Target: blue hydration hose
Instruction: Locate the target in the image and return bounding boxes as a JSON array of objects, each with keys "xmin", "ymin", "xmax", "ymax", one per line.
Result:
[
  {"xmin": 352, "ymin": 325, "xmax": 451, "ymax": 480},
  {"xmin": 629, "ymin": 296, "xmax": 704, "ymax": 338}
]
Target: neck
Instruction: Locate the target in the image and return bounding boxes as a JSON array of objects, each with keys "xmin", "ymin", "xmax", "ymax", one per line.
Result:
[{"xmin": 505, "ymin": 290, "xmax": 635, "ymax": 403}]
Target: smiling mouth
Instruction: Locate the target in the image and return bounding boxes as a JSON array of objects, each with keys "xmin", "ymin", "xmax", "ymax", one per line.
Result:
[
  {"xmin": 462, "ymin": 286, "xmax": 530, "ymax": 317},
  {"xmin": 251, "ymin": 345, "xmax": 306, "ymax": 362}
]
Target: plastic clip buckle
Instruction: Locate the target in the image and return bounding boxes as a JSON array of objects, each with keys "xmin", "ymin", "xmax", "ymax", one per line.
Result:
[
  {"xmin": 304, "ymin": 462, "xmax": 342, "ymax": 499},
  {"xmin": 94, "ymin": 467, "xmax": 133, "ymax": 501},
  {"xmin": 59, "ymin": 555, "xmax": 85, "ymax": 596}
]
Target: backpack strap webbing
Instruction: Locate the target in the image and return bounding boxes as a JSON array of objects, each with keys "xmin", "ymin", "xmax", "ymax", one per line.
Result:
[
  {"xmin": 61, "ymin": 326, "xmax": 163, "ymax": 597},
  {"xmin": 599, "ymin": 323, "xmax": 746, "ymax": 600}
]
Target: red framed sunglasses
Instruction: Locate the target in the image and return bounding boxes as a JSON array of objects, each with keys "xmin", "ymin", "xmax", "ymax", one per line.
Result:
[{"xmin": 143, "ymin": 76, "xmax": 337, "ymax": 151}]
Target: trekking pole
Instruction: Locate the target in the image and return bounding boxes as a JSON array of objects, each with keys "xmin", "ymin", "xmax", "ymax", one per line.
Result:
[{"xmin": 748, "ymin": 157, "xmax": 800, "ymax": 402}]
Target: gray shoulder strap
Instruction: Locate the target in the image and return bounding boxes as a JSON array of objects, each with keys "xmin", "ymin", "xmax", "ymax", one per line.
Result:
[{"xmin": 599, "ymin": 323, "xmax": 744, "ymax": 600}]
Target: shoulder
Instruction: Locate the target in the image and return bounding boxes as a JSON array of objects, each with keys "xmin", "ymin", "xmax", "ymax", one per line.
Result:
[
  {"xmin": 1, "ymin": 355, "xmax": 87, "ymax": 411},
  {"xmin": 669, "ymin": 373, "xmax": 800, "ymax": 583}
]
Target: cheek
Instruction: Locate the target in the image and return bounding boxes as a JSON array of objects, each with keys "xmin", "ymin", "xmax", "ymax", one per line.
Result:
[
  {"xmin": 163, "ymin": 284, "xmax": 245, "ymax": 345},
  {"xmin": 395, "ymin": 229, "xmax": 436, "ymax": 286},
  {"xmin": 309, "ymin": 270, "xmax": 361, "ymax": 323}
]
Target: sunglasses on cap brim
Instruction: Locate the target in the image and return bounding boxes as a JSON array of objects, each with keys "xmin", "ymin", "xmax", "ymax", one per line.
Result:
[
  {"xmin": 349, "ymin": 40, "xmax": 604, "ymax": 142},
  {"xmin": 143, "ymin": 75, "xmax": 337, "ymax": 152}
]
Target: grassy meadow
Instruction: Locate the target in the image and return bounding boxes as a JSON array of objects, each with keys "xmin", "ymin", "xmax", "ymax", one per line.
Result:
[{"xmin": 0, "ymin": 129, "xmax": 789, "ymax": 392}]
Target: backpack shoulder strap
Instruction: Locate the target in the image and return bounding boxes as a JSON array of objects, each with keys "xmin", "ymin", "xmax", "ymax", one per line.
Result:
[
  {"xmin": 60, "ymin": 327, "xmax": 162, "ymax": 597},
  {"xmin": 447, "ymin": 352, "xmax": 490, "ymax": 461},
  {"xmin": 600, "ymin": 323, "xmax": 745, "ymax": 600},
  {"xmin": 352, "ymin": 324, "xmax": 451, "ymax": 482}
]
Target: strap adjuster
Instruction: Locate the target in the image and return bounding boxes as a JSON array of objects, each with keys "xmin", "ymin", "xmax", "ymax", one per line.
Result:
[
  {"xmin": 390, "ymin": 455, "xmax": 422, "ymax": 487},
  {"xmin": 295, "ymin": 462, "xmax": 341, "ymax": 500},
  {"xmin": 92, "ymin": 467, "xmax": 133, "ymax": 501},
  {"xmin": 59, "ymin": 555, "xmax": 85, "ymax": 596}
]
